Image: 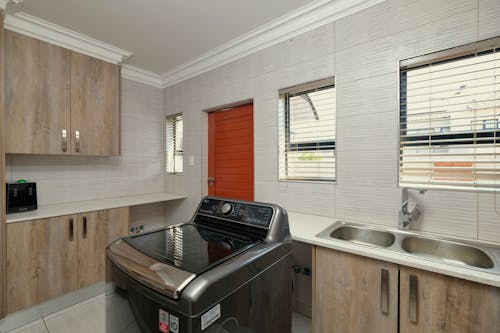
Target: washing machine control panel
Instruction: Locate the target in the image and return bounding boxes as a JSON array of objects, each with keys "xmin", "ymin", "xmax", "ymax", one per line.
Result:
[{"xmin": 198, "ymin": 198, "xmax": 274, "ymax": 229}]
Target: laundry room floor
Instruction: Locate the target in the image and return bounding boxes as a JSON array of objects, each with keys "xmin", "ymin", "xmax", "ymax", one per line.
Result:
[{"xmin": 5, "ymin": 295, "xmax": 312, "ymax": 333}]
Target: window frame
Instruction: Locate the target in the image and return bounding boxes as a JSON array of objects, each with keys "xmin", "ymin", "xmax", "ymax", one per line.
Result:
[
  {"xmin": 398, "ymin": 36, "xmax": 500, "ymax": 191},
  {"xmin": 279, "ymin": 77, "xmax": 336, "ymax": 183},
  {"xmin": 165, "ymin": 113, "xmax": 184, "ymax": 175}
]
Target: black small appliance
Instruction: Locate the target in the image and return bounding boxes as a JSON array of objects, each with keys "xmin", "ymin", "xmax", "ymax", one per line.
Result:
[{"xmin": 6, "ymin": 182, "xmax": 37, "ymax": 214}]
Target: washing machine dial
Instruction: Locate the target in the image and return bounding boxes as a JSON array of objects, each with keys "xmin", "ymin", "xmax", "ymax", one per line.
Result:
[{"xmin": 221, "ymin": 203, "xmax": 233, "ymax": 215}]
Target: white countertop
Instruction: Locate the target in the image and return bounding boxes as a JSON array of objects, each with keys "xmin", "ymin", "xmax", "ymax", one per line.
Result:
[
  {"xmin": 287, "ymin": 211, "xmax": 500, "ymax": 288},
  {"xmin": 6, "ymin": 192, "xmax": 187, "ymax": 223}
]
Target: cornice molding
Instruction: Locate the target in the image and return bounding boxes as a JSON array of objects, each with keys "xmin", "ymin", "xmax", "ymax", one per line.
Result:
[
  {"xmin": 4, "ymin": 12, "xmax": 132, "ymax": 64},
  {"xmin": 159, "ymin": 0, "xmax": 384, "ymax": 88},
  {"xmin": 0, "ymin": 0, "xmax": 23, "ymax": 12},
  {"xmin": 121, "ymin": 64, "xmax": 163, "ymax": 89}
]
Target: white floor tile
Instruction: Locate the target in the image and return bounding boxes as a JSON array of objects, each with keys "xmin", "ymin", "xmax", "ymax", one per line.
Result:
[
  {"xmin": 43, "ymin": 295, "xmax": 105, "ymax": 333},
  {"xmin": 292, "ymin": 312, "xmax": 311, "ymax": 333},
  {"xmin": 6, "ymin": 319, "xmax": 48, "ymax": 333}
]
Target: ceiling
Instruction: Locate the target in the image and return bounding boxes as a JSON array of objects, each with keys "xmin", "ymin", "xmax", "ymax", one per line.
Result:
[{"xmin": 20, "ymin": 0, "xmax": 317, "ymax": 75}]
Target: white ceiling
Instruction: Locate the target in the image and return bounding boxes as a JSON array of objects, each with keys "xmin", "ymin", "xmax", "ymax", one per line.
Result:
[{"xmin": 20, "ymin": 0, "xmax": 317, "ymax": 75}]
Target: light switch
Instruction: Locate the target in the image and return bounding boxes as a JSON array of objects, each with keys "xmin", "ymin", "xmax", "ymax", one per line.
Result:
[{"xmin": 188, "ymin": 155, "xmax": 195, "ymax": 166}]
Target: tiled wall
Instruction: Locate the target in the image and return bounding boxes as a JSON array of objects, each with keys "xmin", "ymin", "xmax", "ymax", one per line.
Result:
[
  {"xmin": 163, "ymin": 0, "xmax": 500, "ymax": 244},
  {"xmin": 6, "ymin": 78, "xmax": 167, "ymax": 230}
]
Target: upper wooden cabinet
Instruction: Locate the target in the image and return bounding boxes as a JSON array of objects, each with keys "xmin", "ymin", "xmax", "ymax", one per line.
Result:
[
  {"xmin": 70, "ymin": 52, "xmax": 120, "ymax": 156},
  {"xmin": 4, "ymin": 31, "xmax": 120, "ymax": 156}
]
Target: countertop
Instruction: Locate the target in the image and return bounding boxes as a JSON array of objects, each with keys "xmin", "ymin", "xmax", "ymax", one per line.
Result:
[
  {"xmin": 287, "ymin": 211, "xmax": 500, "ymax": 288},
  {"xmin": 6, "ymin": 192, "xmax": 187, "ymax": 223}
]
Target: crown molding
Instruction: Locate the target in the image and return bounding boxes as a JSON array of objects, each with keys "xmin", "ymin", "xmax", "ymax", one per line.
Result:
[
  {"xmin": 0, "ymin": 0, "xmax": 23, "ymax": 12},
  {"xmin": 160, "ymin": 0, "xmax": 384, "ymax": 88},
  {"xmin": 121, "ymin": 64, "xmax": 163, "ymax": 89},
  {"xmin": 4, "ymin": 12, "xmax": 132, "ymax": 64}
]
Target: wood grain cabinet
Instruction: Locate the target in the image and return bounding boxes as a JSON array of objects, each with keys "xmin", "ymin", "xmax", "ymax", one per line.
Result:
[
  {"xmin": 313, "ymin": 247, "xmax": 398, "ymax": 333},
  {"xmin": 313, "ymin": 247, "xmax": 500, "ymax": 333},
  {"xmin": 400, "ymin": 266, "xmax": 500, "ymax": 333},
  {"xmin": 6, "ymin": 207, "xmax": 129, "ymax": 313},
  {"xmin": 4, "ymin": 31, "xmax": 120, "ymax": 156}
]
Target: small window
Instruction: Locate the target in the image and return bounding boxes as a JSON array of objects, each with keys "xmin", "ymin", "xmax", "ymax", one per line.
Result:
[
  {"xmin": 166, "ymin": 114, "xmax": 183, "ymax": 174},
  {"xmin": 279, "ymin": 77, "xmax": 336, "ymax": 182},
  {"xmin": 399, "ymin": 37, "xmax": 500, "ymax": 190}
]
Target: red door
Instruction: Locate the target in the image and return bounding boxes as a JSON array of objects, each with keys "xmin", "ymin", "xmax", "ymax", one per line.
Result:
[{"xmin": 208, "ymin": 104, "xmax": 254, "ymax": 201}]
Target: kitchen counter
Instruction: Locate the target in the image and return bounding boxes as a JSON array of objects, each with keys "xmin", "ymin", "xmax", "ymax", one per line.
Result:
[
  {"xmin": 287, "ymin": 211, "xmax": 500, "ymax": 288},
  {"xmin": 6, "ymin": 192, "xmax": 187, "ymax": 223}
]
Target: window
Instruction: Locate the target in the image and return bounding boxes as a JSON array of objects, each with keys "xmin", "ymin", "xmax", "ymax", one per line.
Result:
[
  {"xmin": 166, "ymin": 114, "xmax": 183, "ymax": 174},
  {"xmin": 399, "ymin": 37, "xmax": 500, "ymax": 190},
  {"xmin": 279, "ymin": 77, "xmax": 336, "ymax": 182}
]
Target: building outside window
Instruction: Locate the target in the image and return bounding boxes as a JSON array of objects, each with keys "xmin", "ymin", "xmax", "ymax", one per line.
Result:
[
  {"xmin": 399, "ymin": 38, "xmax": 500, "ymax": 190},
  {"xmin": 279, "ymin": 77, "xmax": 336, "ymax": 182},
  {"xmin": 166, "ymin": 114, "xmax": 183, "ymax": 174}
]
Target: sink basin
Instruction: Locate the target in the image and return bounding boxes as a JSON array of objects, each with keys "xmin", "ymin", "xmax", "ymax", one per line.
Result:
[
  {"xmin": 401, "ymin": 236, "xmax": 494, "ymax": 269},
  {"xmin": 330, "ymin": 226, "xmax": 395, "ymax": 248}
]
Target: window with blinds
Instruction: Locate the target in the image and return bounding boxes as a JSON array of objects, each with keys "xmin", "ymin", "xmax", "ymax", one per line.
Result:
[
  {"xmin": 166, "ymin": 114, "xmax": 183, "ymax": 174},
  {"xmin": 279, "ymin": 77, "xmax": 336, "ymax": 182},
  {"xmin": 399, "ymin": 37, "xmax": 500, "ymax": 190}
]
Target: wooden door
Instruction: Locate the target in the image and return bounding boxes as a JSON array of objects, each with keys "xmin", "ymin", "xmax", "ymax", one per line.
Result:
[
  {"xmin": 70, "ymin": 52, "xmax": 120, "ymax": 156},
  {"xmin": 77, "ymin": 207, "xmax": 129, "ymax": 288},
  {"xmin": 6, "ymin": 215, "xmax": 77, "ymax": 313},
  {"xmin": 400, "ymin": 266, "xmax": 500, "ymax": 333},
  {"xmin": 313, "ymin": 247, "xmax": 398, "ymax": 333},
  {"xmin": 5, "ymin": 31, "xmax": 71, "ymax": 154},
  {"xmin": 208, "ymin": 104, "xmax": 254, "ymax": 201}
]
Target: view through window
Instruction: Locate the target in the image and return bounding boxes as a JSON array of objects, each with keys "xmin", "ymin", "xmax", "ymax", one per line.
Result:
[
  {"xmin": 400, "ymin": 40, "xmax": 500, "ymax": 190},
  {"xmin": 166, "ymin": 114, "xmax": 183, "ymax": 174},
  {"xmin": 279, "ymin": 78, "xmax": 336, "ymax": 182}
]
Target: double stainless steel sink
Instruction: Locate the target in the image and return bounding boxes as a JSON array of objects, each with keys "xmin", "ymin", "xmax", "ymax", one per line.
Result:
[{"xmin": 317, "ymin": 221, "xmax": 500, "ymax": 274}]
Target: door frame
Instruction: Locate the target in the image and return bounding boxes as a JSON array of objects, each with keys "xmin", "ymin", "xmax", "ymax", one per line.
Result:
[{"xmin": 203, "ymin": 99, "xmax": 255, "ymax": 200}]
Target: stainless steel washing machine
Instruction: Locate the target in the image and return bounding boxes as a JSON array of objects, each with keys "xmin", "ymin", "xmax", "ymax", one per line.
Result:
[{"xmin": 105, "ymin": 196, "xmax": 292, "ymax": 333}]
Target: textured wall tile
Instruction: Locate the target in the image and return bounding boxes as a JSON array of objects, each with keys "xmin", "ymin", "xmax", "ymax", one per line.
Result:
[
  {"xmin": 478, "ymin": 193, "xmax": 500, "ymax": 244},
  {"xmin": 479, "ymin": 0, "xmax": 500, "ymax": 39}
]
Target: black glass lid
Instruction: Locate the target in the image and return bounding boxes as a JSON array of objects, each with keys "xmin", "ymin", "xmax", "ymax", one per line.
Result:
[{"xmin": 124, "ymin": 224, "xmax": 259, "ymax": 275}]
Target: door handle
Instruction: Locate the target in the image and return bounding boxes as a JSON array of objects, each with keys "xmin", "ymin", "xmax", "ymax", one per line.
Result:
[
  {"xmin": 82, "ymin": 216, "xmax": 87, "ymax": 239},
  {"xmin": 62, "ymin": 129, "xmax": 68, "ymax": 152},
  {"xmin": 409, "ymin": 274, "xmax": 418, "ymax": 323},
  {"xmin": 380, "ymin": 268, "xmax": 389, "ymax": 314},
  {"xmin": 75, "ymin": 130, "xmax": 80, "ymax": 153},
  {"xmin": 69, "ymin": 218, "xmax": 74, "ymax": 241},
  {"xmin": 208, "ymin": 177, "xmax": 216, "ymax": 186}
]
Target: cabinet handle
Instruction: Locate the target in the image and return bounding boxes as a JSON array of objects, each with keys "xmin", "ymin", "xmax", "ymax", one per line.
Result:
[
  {"xmin": 83, "ymin": 216, "xmax": 87, "ymax": 239},
  {"xmin": 75, "ymin": 130, "xmax": 80, "ymax": 153},
  {"xmin": 380, "ymin": 268, "xmax": 389, "ymax": 314},
  {"xmin": 69, "ymin": 218, "xmax": 74, "ymax": 241},
  {"xmin": 62, "ymin": 129, "xmax": 68, "ymax": 152},
  {"xmin": 409, "ymin": 274, "xmax": 418, "ymax": 323}
]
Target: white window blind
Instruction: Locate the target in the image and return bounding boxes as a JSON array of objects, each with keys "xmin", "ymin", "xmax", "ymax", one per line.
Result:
[
  {"xmin": 400, "ymin": 37, "xmax": 500, "ymax": 190},
  {"xmin": 279, "ymin": 77, "xmax": 336, "ymax": 182},
  {"xmin": 166, "ymin": 114, "xmax": 183, "ymax": 174}
]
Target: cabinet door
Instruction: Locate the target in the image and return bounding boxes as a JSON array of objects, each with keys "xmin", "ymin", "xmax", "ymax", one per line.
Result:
[
  {"xmin": 6, "ymin": 216, "xmax": 77, "ymax": 313},
  {"xmin": 313, "ymin": 247, "xmax": 398, "ymax": 333},
  {"xmin": 106, "ymin": 207, "xmax": 130, "ymax": 245},
  {"xmin": 400, "ymin": 266, "xmax": 500, "ymax": 333},
  {"xmin": 70, "ymin": 52, "xmax": 120, "ymax": 156},
  {"xmin": 77, "ymin": 207, "xmax": 129, "ymax": 288},
  {"xmin": 5, "ymin": 31, "xmax": 71, "ymax": 154}
]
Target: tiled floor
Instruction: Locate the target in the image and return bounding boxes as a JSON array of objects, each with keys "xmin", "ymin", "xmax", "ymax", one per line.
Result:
[{"xmin": 5, "ymin": 295, "xmax": 311, "ymax": 333}]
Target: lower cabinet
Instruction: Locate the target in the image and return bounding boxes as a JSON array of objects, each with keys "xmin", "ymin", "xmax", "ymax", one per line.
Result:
[
  {"xmin": 6, "ymin": 207, "xmax": 129, "ymax": 313},
  {"xmin": 313, "ymin": 247, "xmax": 398, "ymax": 333},
  {"xmin": 313, "ymin": 246, "xmax": 500, "ymax": 333}
]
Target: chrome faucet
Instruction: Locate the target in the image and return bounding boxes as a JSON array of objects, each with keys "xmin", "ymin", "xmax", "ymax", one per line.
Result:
[{"xmin": 399, "ymin": 188, "xmax": 426, "ymax": 230}]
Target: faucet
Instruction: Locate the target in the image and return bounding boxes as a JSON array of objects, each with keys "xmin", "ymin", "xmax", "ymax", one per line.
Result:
[{"xmin": 399, "ymin": 188, "xmax": 426, "ymax": 230}]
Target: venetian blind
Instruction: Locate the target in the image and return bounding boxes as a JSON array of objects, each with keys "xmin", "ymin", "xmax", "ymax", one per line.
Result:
[
  {"xmin": 399, "ymin": 38, "xmax": 500, "ymax": 190},
  {"xmin": 166, "ymin": 114, "xmax": 183, "ymax": 174},
  {"xmin": 279, "ymin": 77, "xmax": 336, "ymax": 182}
]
